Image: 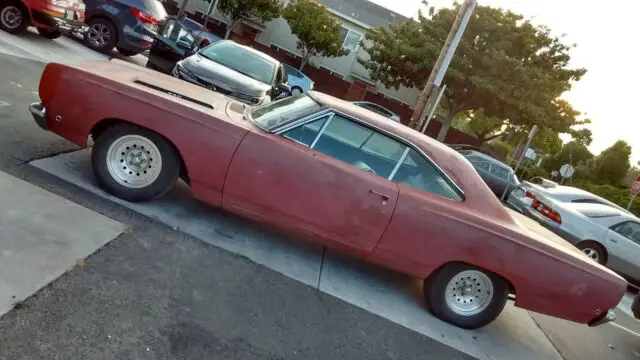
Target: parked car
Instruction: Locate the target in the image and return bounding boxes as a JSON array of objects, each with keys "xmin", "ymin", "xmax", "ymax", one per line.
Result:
[
  {"xmin": 82, "ymin": 0, "xmax": 167, "ymax": 56},
  {"xmin": 181, "ymin": 17, "xmax": 222, "ymax": 47},
  {"xmin": 352, "ymin": 101, "xmax": 400, "ymax": 122},
  {"xmin": 30, "ymin": 59, "xmax": 627, "ymax": 330},
  {"xmin": 147, "ymin": 20, "xmax": 290, "ymax": 105},
  {"xmin": 0, "ymin": 0, "xmax": 85, "ymax": 38},
  {"xmin": 507, "ymin": 181, "xmax": 631, "ymax": 215},
  {"xmin": 448, "ymin": 144, "xmax": 501, "ymax": 160},
  {"xmin": 459, "ymin": 150, "xmax": 519, "ymax": 199},
  {"xmin": 282, "ymin": 63, "xmax": 314, "ymax": 95},
  {"xmin": 511, "ymin": 188, "xmax": 640, "ymax": 281}
]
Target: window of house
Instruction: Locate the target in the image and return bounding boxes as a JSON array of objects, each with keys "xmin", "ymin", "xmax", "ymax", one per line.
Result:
[{"xmin": 340, "ymin": 27, "xmax": 363, "ymax": 52}]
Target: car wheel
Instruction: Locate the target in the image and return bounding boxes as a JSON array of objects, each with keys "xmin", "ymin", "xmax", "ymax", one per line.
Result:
[
  {"xmin": 84, "ymin": 18, "xmax": 117, "ymax": 53},
  {"xmin": 92, "ymin": 124, "xmax": 181, "ymax": 202},
  {"xmin": 116, "ymin": 48, "xmax": 141, "ymax": 57},
  {"xmin": 577, "ymin": 242, "xmax": 606, "ymax": 264},
  {"xmin": 425, "ymin": 263, "xmax": 509, "ymax": 329},
  {"xmin": 0, "ymin": 2, "xmax": 28, "ymax": 34},
  {"xmin": 37, "ymin": 27, "xmax": 61, "ymax": 39},
  {"xmin": 291, "ymin": 86, "xmax": 303, "ymax": 96}
]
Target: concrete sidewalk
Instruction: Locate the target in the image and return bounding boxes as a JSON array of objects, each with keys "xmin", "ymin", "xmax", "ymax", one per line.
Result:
[{"xmin": 0, "ymin": 170, "xmax": 124, "ymax": 316}]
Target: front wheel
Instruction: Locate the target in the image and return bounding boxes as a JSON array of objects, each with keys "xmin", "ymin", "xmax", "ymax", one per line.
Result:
[
  {"xmin": 577, "ymin": 242, "xmax": 606, "ymax": 264},
  {"xmin": 0, "ymin": 3, "xmax": 28, "ymax": 34},
  {"xmin": 424, "ymin": 263, "xmax": 509, "ymax": 329},
  {"xmin": 37, "ymin": 27, "xmax": 61, "ymax": 39},
  {"xmin": 290, "ymin": 86, "xmax": 304, "ymax": 96},
  {"xmin": 91, "ymin": 124, "xmax": 181, "ymax": 202}
]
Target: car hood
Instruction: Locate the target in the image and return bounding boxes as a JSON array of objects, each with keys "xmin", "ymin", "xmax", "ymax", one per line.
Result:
[{"xmin": 182, "ymin": 54, "xmax": 272, "ymax": 97}]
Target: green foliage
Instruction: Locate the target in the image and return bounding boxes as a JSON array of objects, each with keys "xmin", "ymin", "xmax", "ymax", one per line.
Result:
[
  {"xmin": 568, "ymin": 127, "xmax": 593, "ymax": 146},
  {"xmin": 490, "ymin": 141, "xmax": 513, "ymax": 158},
  {"xmin": 542, "ymin": 141, "xmax": 593, "ymax": 173},
  {"xmin": 519, "ymin": 165, "xmax": 549, "ymax": 182},
  {"xmin": 530, "ymin": 127, "xmax": 562, "ymax": 157},
  {"xmin": 573, "ymin": 181, "xmax": 640, "ymax": 216},
  {"xmin": 283, "ymin": 0, "xmax": 349, "ymax": 70},
  {"xmin": 218, "ymin": 0, "xmax": 283, "ymax": 38},
  {"xmin": 454, "ymin": 109, "xmax": 506, "ymax": 142},
  {"xmin": 592, "ymin": 140, "xmax": 632, "ymax": 185},
  {"xmin": 359, "ymin": 3, "xmax": 586, "ymax": 136}
]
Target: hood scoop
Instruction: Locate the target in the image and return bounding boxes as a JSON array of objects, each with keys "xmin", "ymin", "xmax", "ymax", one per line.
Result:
[{"xmin": 134, "ymin": 79, "xmax": 215, "ymax": 110}]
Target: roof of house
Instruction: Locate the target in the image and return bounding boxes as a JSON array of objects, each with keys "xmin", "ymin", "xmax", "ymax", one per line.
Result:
[{"xmin": 317, "ymin": 0, "xmax": 409, "ymax": 28}]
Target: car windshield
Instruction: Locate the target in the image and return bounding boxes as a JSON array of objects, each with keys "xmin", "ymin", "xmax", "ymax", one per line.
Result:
[
  {"xmin": 199, "ymin": 42, "xmax": 277, "ymax": 84},
  {"xmin": 250, "ymin": 94, "xmax": 321, "ymax": 130}
]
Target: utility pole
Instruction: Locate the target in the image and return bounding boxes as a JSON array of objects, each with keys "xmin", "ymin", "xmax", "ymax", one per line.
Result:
[
  {"xmin": 203, "ymin": 0, "xmax": 219, "ymax": 29},
  {"xmin": 176, "ymin": 0, "xmax": 191, "ymax": 19},
  {"xmin": 409, "ymin": 0, "xmax": 477, "ymax": 132},
  {"xmin": 501, "ymin": 125, "xmax": 537, "ymax": 202}
]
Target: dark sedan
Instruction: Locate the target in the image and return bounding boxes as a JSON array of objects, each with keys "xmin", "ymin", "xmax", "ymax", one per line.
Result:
[{"xmin": 459, "ymin": 149, "xmax": 519, "ymax": 199}]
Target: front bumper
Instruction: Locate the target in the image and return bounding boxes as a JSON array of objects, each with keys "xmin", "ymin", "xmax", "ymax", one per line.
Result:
[
  {"xmin": 29, "ymin": 103, "xmax": 48, "ymax": 131},
  {"xmin": 32, "ymin": 9, "xmax": 87, "ymax": 33},
  {"xmin": 588, "ymin": 310, "xmax": 616, "ymax": 327}
]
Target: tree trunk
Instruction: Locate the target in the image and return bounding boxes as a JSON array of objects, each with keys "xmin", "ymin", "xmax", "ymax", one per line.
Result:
[
  {"xmin": 224, "ymin": 20, "xmax": 238, "ymax": 39},
  {"xmin": 299, "ymin": 53, "xmax": 310, "ymax": 71},
  {"xmin": 435, "ymin": 109, "xmax": 458, "ymax": 142}
]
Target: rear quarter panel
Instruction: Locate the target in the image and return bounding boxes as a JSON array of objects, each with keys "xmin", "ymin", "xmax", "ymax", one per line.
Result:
[
  {"xmin": 38, "ymin": 62, "xmax": 248, "ymax": 206},
  {"xmin": 372, "ymin": 186, "xmax": 626, "ymax": 324}
]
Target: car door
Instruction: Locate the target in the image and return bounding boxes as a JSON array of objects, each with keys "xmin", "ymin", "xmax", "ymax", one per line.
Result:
[
  {"xmin": 222, "ymin": 112, "xmax": 401, "ymax": 253},
  {"xmin": 146, "ymin": 18, "xmax": 197, "ymax": 74},
  {"xmin": 604, "ymin": 221, "xmax": 640, "ymax": 280}
]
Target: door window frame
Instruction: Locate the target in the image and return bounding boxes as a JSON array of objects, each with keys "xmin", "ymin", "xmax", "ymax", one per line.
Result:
[
  {"xmin": 273, "ymin": 109, "xmax": 464, "ymax": 199},
  {"xmin": 611, "ymin": 221, "xmax": 640, "ymax": 245}
]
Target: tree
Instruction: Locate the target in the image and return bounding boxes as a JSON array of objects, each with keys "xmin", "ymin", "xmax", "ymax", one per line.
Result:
[
  {"xmin": 542, "ymin": 141, "xmax": 593, "ymax": 174},
  {"xmin": 283, "ymin": 0, "xmax": 348, "ymax": 70},
  {"xmin": 593, "ymin": 140, "xmax": 632, "ymax": 185},
  {"xmin": 568, "ymin": 127, "xmax": 593, "ymax": 146},
  {"xmin": 452, "ymin": 109, "xmax": 505, "ymax": 143},
  {"xmin": 360, "ymin": 3, "xmax": 587, "ymax": 141},
  {"xmin": 218, "ymin": 0, "xmax": 283, "ymax": 39}
]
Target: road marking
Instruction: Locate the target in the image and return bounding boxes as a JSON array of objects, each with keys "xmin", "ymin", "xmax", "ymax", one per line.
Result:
[
  {"xmin": 0, "ymin": 101, "xmax": 9, "ymax": 107},
  {"xmin": 610, "ymin": 322, "xmax": 640, "ymax": 337}
]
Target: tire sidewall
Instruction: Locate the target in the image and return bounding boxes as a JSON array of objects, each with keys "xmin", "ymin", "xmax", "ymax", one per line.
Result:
[
  {"xmin": 0, "ymin": 3, "xmax": 28, "ymax": 34},
  {"xmin": 91, "ymin": 125, "xmax": 180, "ymax": 202},
  {"xmin": 426, "ymin": 263, "xmax": 509, "ymax": 329},
  {"xmin": 577, "ymin": 242, "xmax": 606, "ymax": 264},
  {"xmin": 84, "ymin": 18, "xmax": 117, "ymax": 52}
]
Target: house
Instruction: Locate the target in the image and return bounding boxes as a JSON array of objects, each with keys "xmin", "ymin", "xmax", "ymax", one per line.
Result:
[{"xmin": 171, "ymin": 0, "xmax": 421, "ymax": 119}]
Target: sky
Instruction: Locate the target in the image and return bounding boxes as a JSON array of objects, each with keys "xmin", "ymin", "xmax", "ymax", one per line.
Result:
[{"xmin": 369, "ymin": 0, "xmax": 640, "ymax": 164}]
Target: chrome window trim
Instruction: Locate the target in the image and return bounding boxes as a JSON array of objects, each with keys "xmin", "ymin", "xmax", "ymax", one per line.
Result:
[
  {"xmin": 271, "ymin": 107, "xmax": 465, "ymax": 199},
  {"xmin": 310, "ymin": 114, "xmax": 334, "ymax": 149},
  {"xmin": 388, "ymin": 147, "xmax": 410, "ymax": 181}
]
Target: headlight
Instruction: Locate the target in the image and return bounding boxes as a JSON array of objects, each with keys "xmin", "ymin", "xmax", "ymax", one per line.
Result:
[{"xmin": 175, "ymin": 63, "xmax": 197, "ymax": 80}]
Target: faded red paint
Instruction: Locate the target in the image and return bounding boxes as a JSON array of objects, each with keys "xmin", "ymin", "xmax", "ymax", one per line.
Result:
[{"xmin": 37, "ymin": 60, "xmax": 627, "ymax": 325}]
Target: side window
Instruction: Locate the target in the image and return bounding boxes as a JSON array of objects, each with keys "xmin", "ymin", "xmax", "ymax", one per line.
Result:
[
  {"xmin": 489, "ymin": 164, "xmax": 509, "ymax": 180},
  {"xmin": 612, "ymin": 221, "xmax": 640, "ymax": 244},
  {"xmin": 392, "ymin": 149, "xmax": 462, "ymax": 201},
  {"xmin": 472, "ymin": 161, "xmax": 491, "ymax": 172},
  {"xmin": 571, "ymin": 198, "xmax": 606, "ymax": 206},
  {"xmin": 282, "ymin": 114, "xmax": 331, "ymax": 147}
]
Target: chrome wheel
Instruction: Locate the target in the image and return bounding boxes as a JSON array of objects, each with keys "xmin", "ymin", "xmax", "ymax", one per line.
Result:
[
  {"xmin": 291, "ymin": 87, "xmax": 303, "ymax": 96},
  {"xmin": 444, "ymin": 270, "xmax": 494, "ymax": 316},
  {"xmin": 1, "ymin": 6, "xmax": 22, "ymax": 29},
  {"xmin": 582, "ymin": 247, "xmax": 600, "ymax": 262},
  {"xmin": 105, "ymin": 134, "xmax": 162, "ymax": 188},
  {"xmin": 87, "ymin": 23, "xmax": 112, "ymax": 48}
]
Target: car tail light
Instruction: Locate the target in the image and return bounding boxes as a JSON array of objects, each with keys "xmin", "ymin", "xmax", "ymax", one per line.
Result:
[
  {"xmin": 531, "ymin": 199, "xmax": 562, "ymax": 224},
  {"xmin": 525, "ymin": 191, "xmax": 536, "ymax": 199},
  {"xmin": 130, "ymin": 8, "xmax": 158, "ymax": 25}
]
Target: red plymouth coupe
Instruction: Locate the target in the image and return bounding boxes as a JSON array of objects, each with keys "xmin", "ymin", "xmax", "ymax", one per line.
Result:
[{"xmin": 30, "ymin": 59, "xmax": 626, "ymax": 329}]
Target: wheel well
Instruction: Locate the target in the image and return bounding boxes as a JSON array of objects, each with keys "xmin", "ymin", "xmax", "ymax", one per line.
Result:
[
  {"xmin": 576, "ymin": 240, "xmax": 608, "ymax": 263},
  {"xmin": 426, "ymin": 261, "xmax": 517, "ymax": 297},
  {"xmin": 90, "ymin": 118, "xmax": 189, "ymax": 179}
]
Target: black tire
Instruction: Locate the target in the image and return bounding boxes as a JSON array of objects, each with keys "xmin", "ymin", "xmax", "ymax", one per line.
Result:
[
  {"xmin": 290, "ymin": 86, "xmax": 304, "ymax": 96},
  {"xmin": 37, "ymin": 27, "xmax": 61, "ymax": 39},
  {"xmin": 0, "ymin": 2, "xmax": 28, "ymax": 34},
  {"xmin": 83, "ymin": 17, "xmax": 117, "ymax": 53},
  {"xmin": 116, "ymin": 47, "xmax": 141, "ymax": 57},
  {"xmin": 91, "ymin": 124, "xmax": 181, "ymax": 202},
  {"xmin": 577, "ymin": 241, "xmax": 607, "ymax": 264},
  {"xmin": 424, "ymin": 263, "xmax": 509, "ymax": 329}
]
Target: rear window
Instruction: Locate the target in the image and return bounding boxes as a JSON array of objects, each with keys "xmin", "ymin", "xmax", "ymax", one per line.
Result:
[{"xmin": 576, "ymin": 208, "xmax": 620, "ymax": 218}]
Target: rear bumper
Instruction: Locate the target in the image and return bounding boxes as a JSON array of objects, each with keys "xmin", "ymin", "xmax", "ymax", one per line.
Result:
[
  {"xmin": 32, "ymin": 9, "xmax": 87, "ymax": 33},
  {"xmin": 29, "ymin": 103, "xmax": 48, "ymax": 131},
  {"xmin": 588, "ymin": 310, "xmax": 616, "ymax": 327}
]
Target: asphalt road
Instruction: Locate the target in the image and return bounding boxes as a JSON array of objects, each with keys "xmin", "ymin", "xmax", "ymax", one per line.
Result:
[
  {"xmin": 2, "ymin": 34, "xmax": 640, "ymax": 360},
  {"xmin": 0, "ymin": 50, "xmax": 472, "ymax": 359}
]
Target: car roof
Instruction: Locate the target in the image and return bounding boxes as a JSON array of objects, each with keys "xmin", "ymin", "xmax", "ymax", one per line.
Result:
[
  {"xmin": 461, "ymin": 150, "xmax": 512, "ymax": 170},
  {"xmin": 307, "ymin": 91, "xmax": 512, "ymax": 222}
]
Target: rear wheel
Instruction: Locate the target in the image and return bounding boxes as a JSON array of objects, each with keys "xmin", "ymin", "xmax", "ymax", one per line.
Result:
[
  {"xmin": 0, "ymin": 2, "xmax": 28, "ymax": 34},
  {"xmin": 37, "ymin": 27, "xmax": 61, "ymax": 39},
  {"xmin": 291, "ymin": 86, "xmax": 304, "ymax": 96},
  {"xmin": 577, "ymin": 241, "xmax": 606, "ymax": 264},
  {"xmin": 84, "ymin": 18, "xmax": 117, "ymax": 53},
  {"xmin": 92, "ymin": 124, "xmax": 181, "ymax": 202},
  {"xmin": 424, "ymin": 263, "xmax": 509, "ymax": 329}
]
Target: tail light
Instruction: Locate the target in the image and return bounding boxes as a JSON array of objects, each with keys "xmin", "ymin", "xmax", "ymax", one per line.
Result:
[
  {"xmin": 130, "ymin": 8, "xmax": 158, "ymax": 26},
  {"xmin": 525, "ymin": 191, "xmax": 536, "ymax": 199},
  {"xmin": 531, "ymin": 199, "xmax": 562, "ymax": 224}
]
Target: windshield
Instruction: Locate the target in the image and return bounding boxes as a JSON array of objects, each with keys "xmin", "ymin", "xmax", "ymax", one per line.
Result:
[
  {"xmin": 199, "ymin": 42, "xmax": 277, "ymax": 84},
  {"xmin": 250, "ymin": 94, "xmax": 321, "ymax": 130}
]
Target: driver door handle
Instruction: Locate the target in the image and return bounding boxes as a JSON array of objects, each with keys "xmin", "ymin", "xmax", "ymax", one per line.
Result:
[{"xmin": 369, "ymin": 190, "xmax": 390, "ymax": 201}]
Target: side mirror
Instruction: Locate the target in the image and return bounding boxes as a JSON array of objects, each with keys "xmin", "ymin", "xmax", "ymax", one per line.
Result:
[
  {"xmin": 275, "ymin": 83, "xmax": 292, "ymax": 96},
  {"xmin": 177, "ymin": 38, "xmax": 192, "ymax": 51}
]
